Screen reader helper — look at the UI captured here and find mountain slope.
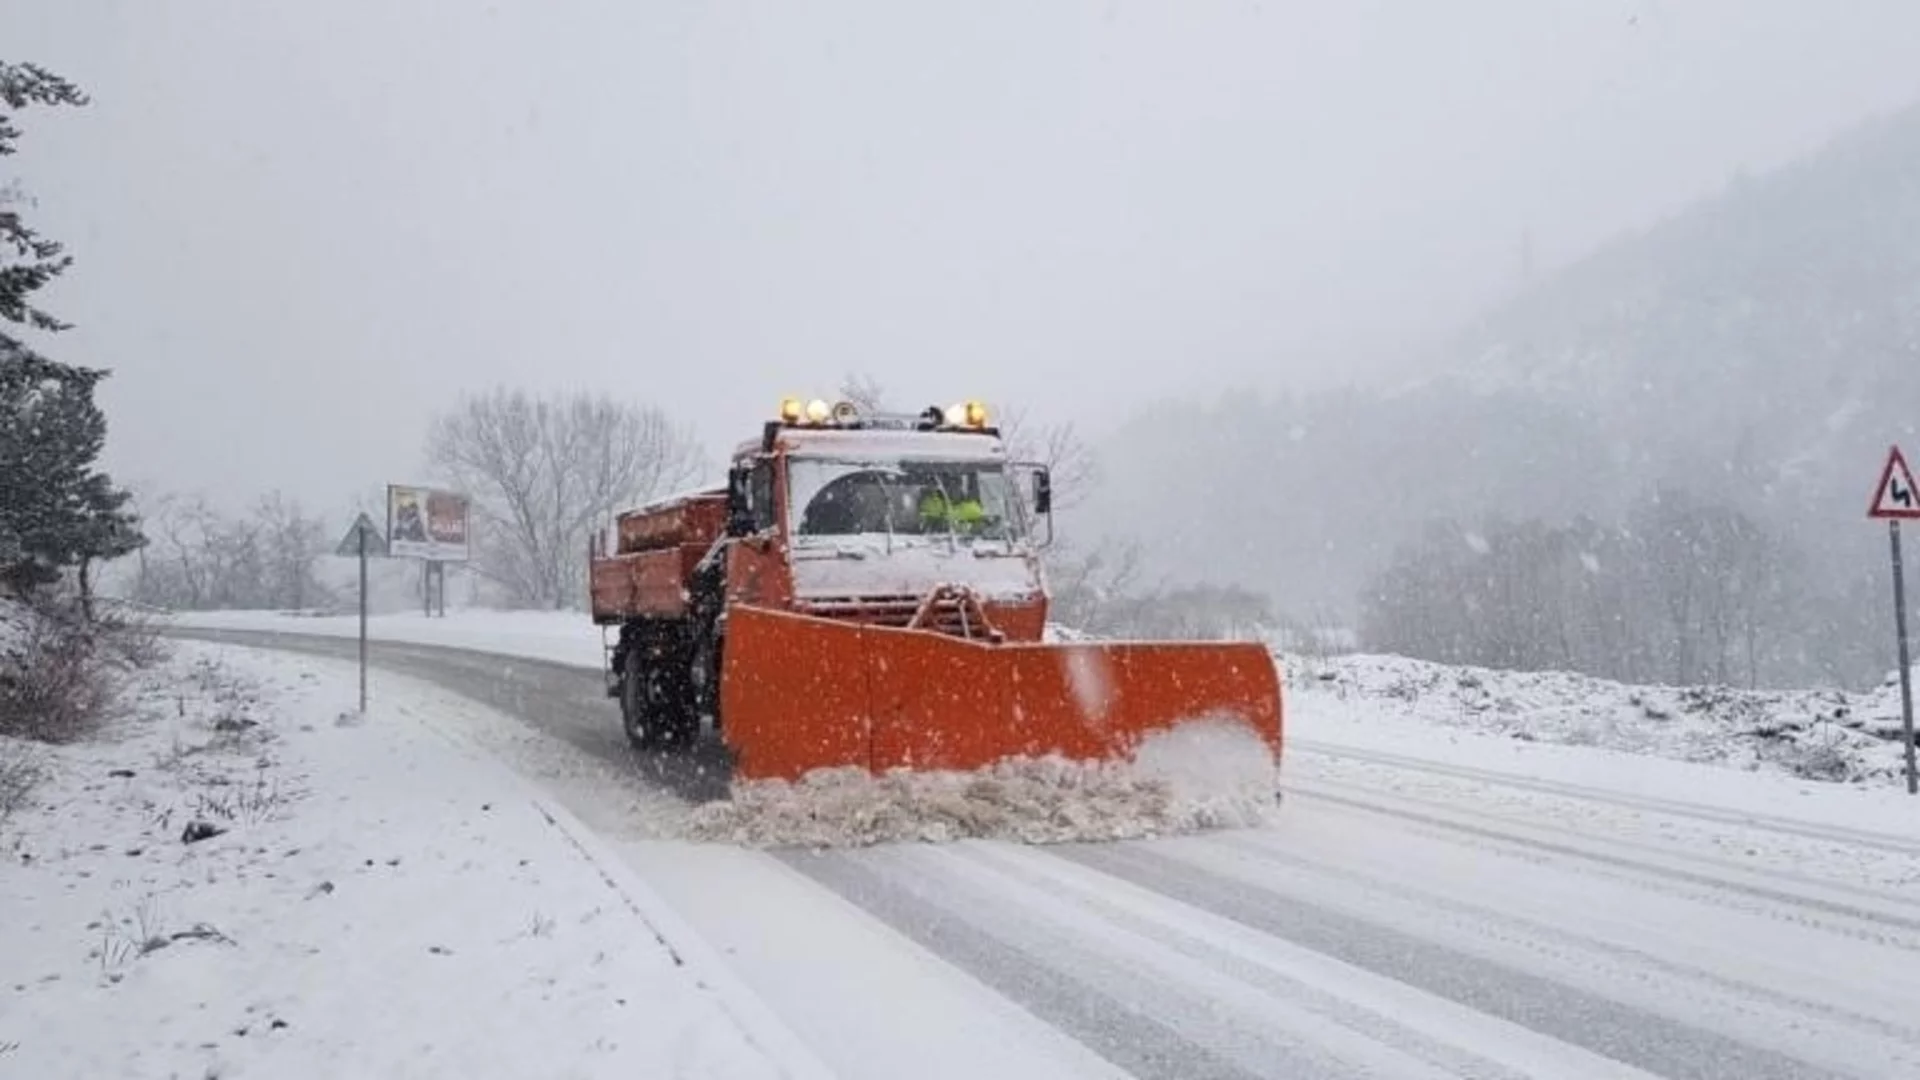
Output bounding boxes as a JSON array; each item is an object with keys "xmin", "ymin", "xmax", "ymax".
[
  {"xmin": 1085, "ymin": 99, "xmax": 1920, "ymax": 686},
  {"xmin": 1450, "ymin": 99, "xmax": 1920, "ymax": 518}
]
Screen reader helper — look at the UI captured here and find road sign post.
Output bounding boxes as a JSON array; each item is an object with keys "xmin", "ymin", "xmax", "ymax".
[
  {"xmin": 1868, "ymin": 445, "xmax": 1920, "ymax": 794},
  {"xmin": 1893, "ymin": 521, "xmax": 1915, "ymax": 795},
  {"xmin": 359, "ymin": 524, "xmax": 369, "ymax": 713},
  {"xmin": 334, "ymin": 513, "xmax": 389, "ymax": 716}
]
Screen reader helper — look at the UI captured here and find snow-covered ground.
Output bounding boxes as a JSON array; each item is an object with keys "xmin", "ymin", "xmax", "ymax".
[
  {"xmin": 143, "ymin": 608, "xmax": 1920, "ymax": 1077},
  {"xmin": 1290, "ymin": 651, "xmax": 1919, "ymax": 785},
  {"xmin": 0, "ymin": 640, "xmax": 826, "ymax": 1079},
  {"xmin": 170, "ymin": 607, "xmax": 606, "ymax": 670},
  {"xmin": 168, "ymin": 607, "xmax": 1920, "ymax": 789}
]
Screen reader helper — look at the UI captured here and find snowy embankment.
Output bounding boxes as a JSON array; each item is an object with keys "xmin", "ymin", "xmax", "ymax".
[
  {"xmin": 165, "ymin": 610, "xmax": 1282, "ymax": 846},
  {"xmin": 0, "ymin": 639, "xmax": 823, "ymax": 1079},
  {"xmin": 1288, "ymin": 651, "xmax": 1919, "ymax": 784},
  {"xmin": 168, "ymin": 607, "xmax": 605, "ymax": 669},
  {"xmin": 166, "ymin": 607, "xmax": 1920, "ymax": 788}
]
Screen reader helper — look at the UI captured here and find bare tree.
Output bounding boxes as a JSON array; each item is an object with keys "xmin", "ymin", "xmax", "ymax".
[
  {"xmin": 124, "ymin": 490, "xmax": 332, "ymax": 612},
  {"xmin": 837, "ymin": 372, "xmax": 887, "ymax": 413},
  {"xmin": 1045, "ymin": 535, "xmax": 1147, "ymax": 633},
  {"xmin": 252, "ymin": 492, "xmax": 331, "ymax": 612},
  {"xmin": 427, "ymin": 388, "xmax": 705, "ymax": 609},
  {"xmin": 130, "ymin": 493, "xmax": 207, "ymax": 609},
  {"xmin": 997, "ymin": 405, "xmax": 1099, "ymax": 513}
]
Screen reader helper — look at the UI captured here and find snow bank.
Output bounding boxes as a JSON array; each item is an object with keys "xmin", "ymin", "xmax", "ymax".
[
  {"xmin": 0, "ymin": 642, "xmax": 809, "ymax": 1079},
  {"xmin": 684, "ymin": 719, "xmax": 1276, "ymax": 848},
  {"xmin": 1289, "ymin": 652, "xmax": 1920, "ymax": 785},
  {"xmin": 166, "ymin": 607, "xmax": 605, "ymax": 669},
  {"xmin": 164, "ymin": 605, "xmax": 1920, "ymax": 790}
]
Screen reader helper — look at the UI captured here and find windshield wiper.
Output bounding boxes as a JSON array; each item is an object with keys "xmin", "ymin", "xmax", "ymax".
[{"xmin": 933, "ymin": 475, "xmax": 961, "ymax": 554}]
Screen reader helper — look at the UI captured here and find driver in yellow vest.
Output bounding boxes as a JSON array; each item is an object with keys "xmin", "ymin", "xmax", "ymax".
[{"xmin": 918, "ymin": 487, "xmax": 986, "ymax": 533}]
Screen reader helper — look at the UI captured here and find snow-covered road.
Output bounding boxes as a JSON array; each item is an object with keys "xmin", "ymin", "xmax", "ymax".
[{"xmin": 166, "ymin": 623, "xmax": 1920, "ymax": 1079}]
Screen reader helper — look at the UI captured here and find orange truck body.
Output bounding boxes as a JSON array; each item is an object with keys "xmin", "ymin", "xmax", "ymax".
[{"xmin": 589, "ymin": 403, "xmax": 1282, "ymax": 784}]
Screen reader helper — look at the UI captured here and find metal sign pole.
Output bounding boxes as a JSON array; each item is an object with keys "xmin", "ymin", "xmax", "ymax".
[
  {"xmin": 358, "ymin": 523, "xmax": 370, "ymax": 714},
  {"xmin": 333, "ymin": 511, "xmax": 386, "ymax": 716},
  {"xmin": 1892, "ymin": 519, "xmax": 1916, "ymax": 795}
]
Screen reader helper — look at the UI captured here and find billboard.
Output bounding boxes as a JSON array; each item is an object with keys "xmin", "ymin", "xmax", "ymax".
[{"xmin": 387, "ymin": 484, "xmax": 470, "ymax": 562}]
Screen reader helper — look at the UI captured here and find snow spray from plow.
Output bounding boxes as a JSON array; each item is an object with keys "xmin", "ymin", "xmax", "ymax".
[{"xmin": 684, "ymin": 716, "xmax": 1281, "ymax": 848}]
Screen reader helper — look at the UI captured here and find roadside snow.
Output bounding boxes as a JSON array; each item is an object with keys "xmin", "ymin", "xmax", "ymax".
[
  {"xmin": 168, "ymin": 608, "xmax": 605, "ymax": 670},
  {"xmin": 0, "ymin": 642, "xmax": 821, "ymax": 1080},
  {"xmin": 169, "ymin": 608, "xmax": 1102, "ymax": 670},
  {"xmin": 1287, "ymin": 651, "xmax": 1919, "ymax": 785},
  {"xmin": 164, "ymin": 607, "xmax": 1920, "ymax": 791}
]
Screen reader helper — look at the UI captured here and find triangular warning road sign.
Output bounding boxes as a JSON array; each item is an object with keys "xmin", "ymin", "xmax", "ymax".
[
  {"xmin": 1870, "ymin": 445, "xmax": 1920, "ymax": 520},
  {"xmin": 334, "ymin": 512, "xmax": 390, "ymax": 557}
]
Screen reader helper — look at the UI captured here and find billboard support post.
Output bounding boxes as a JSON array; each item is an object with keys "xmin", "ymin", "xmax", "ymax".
[{"xmin": 420, "ymin": 560, "xmax": 447, "ymax": 619}]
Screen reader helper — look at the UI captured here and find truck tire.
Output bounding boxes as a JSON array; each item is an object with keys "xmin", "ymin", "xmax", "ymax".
[
  {"xmin": 619, "ymin": 626, "xmax": 699, "ymax": 753},
  {"xmin": 691, "ymin": 632, "xmax": 723, "ymax": 735},
  {"xmin": 619, "ymin": 664, "xmax": 660, "ymax": 751}
]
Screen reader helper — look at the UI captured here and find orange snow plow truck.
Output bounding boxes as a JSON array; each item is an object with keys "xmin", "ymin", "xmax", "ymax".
[{"xmin": 587, "ymin": 396, "xmax": 1282, "ymax": 783}]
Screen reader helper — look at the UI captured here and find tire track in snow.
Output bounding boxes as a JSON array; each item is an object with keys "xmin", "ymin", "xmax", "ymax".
[
  {"xmin": 930, "ymin": 842, "xmax": 1633, "ymax": 1080},
  {"xmin": 1292, "ymin": 738, "xmax": 1920, "ymax": 857},
  {"xmin": 1191, "ymin": 823, "xmax": 1920, "ymax": 1056},
  {"xmin": 1057, "ymin": 842, "xmax": 1849, "ymax": 1080},
  {"xmin": 1285, "ymin": 779, "xmax": 1920, "ymax": 946},
  {"xmin": 774, "ymin": 849, "xmax": 1288, "ymax": 1080}
]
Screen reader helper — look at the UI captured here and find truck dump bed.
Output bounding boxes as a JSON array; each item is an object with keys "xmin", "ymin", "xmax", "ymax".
[{"xmin": 589, "ymin": 489, "xmax": 726, "ymax": 624}]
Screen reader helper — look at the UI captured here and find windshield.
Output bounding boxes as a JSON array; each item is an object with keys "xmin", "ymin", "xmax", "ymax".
[{"xmin": 787, "ymin": 458, "xmax": 1024, "ymax": 544}]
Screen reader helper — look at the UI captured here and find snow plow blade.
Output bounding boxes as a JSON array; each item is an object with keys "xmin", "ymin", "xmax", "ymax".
[{"xmin": 719, "ymin": 605, "xmax": 1283, "ymax": 782}]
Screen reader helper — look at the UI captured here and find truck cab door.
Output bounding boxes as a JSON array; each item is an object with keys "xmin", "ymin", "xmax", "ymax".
[{"xmin": 726, "ymin": 457, "xmax": 789, "ymax": 609}]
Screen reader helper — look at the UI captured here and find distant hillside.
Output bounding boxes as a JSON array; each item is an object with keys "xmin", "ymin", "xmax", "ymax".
[
  {"xmin": 1085, "ymin": 100, "xmax": 1920, "ymax": 687},
  {"xmin": 1447, "ymin": 99, "xmax": 1920, "ymax": 529}
]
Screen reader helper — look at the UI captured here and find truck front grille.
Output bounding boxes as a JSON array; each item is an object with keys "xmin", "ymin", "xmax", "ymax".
[{"xmin": 801, "ymin": 594, "xmax": 997, "ymax": 640}]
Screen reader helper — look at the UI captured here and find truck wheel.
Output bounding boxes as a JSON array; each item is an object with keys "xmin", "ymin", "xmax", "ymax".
[
  {"xmin": 691, "ymin": 634, "xmax": 722, "ymax": 735},
  {"xmin": 657, "ymin": 702, "xmax": 699, "ymax": 750},
  {"xmin": 619, "ymin": 667, "xmax": 660, "ymax": 751},
  {"xmin": 653, "ymin": 657, "xmax": 699, "ymax": 751},
  {"xmin": 621, "ymin": 644, "xmax": 698, "ymax": 753}
]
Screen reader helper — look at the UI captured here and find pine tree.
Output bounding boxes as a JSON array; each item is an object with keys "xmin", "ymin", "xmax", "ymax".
[
  {"xmin": 2, "ymin": 61, "xmax": 86, "ymax": 332},
  {"xmin": 0, "ymin": 61, "xmax": 142, "ymax": 606},
  {"xmin": 0, "ymin": 345, "xmax": 142, "ymax": 595}
]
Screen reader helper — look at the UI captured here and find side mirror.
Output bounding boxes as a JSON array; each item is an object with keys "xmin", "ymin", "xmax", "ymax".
[
  {"xmin": 1032, "ymin": 469, "xmax": 1053, "ymax": 516},
  {"xmin": 726, "ymin": 465, "xmax": 754, "ymax": 537}
]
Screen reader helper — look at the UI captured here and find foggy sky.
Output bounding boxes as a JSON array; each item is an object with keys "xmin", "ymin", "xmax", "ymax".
[{"xmin": 6, "ymin": 0, "xmax": 1920, "ymax": 514}]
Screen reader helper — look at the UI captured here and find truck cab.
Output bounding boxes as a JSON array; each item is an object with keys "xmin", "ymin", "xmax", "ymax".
[{"xmin": 719, "ymin": 400, "xmax": 1054, "ymax": 642}]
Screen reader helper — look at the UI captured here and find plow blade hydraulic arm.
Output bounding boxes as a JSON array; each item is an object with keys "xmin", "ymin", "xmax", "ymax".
[{"xmin": 719, "ymin": 606, "xmax": 1283, "ymax": 782}]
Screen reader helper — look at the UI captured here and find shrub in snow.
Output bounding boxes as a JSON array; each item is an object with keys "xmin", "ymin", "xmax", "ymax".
[
  {"xmin": 0, "ymin": 743, "xmax": 41, "ymax": 829},
  {"xmin": 0, "ymin": 599, "xmax": 118, "ymax": 742}
]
